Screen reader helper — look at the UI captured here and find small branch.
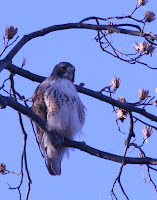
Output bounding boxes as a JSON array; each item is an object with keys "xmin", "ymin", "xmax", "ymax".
[
  {"xmin": 111, "ymin": 164, "xmax": 129, "ymax": 200},
  {"xmin": 112, "ymin": 112, "xmax": 135, "ymax": 199},
  {"xmin": 147, "ymin": 165, "xmax": 157, "ymax": 192},
  {"xmin": 118, "ymin": 176, "xmax": 129, "ymax": 200},
  {"xmin": 133, "ymin": 116, "xmax": 157, "ymax": 131},
  {"xmin": 149, "ymin": 166, "xmax": 157, "ymax": 172},
  {"xmin": 79, "ymin": 2, "xmax": 141, "ymax": 24},
  {"xmin": 124, "ymin": 112, "xmax": 135, "ymax": 156},
  {"xmin": 116, "ymin": 119, "xmax": 127, "ymax": 135},
  {"xmin": 9, "ymin": 73, "xmax": 32, "ymax": 200},
  {"xmin": 129, "ymin": 143, "xmax": 146, "ymax": 156},
  {"xmin": 0, "ymin": 36, "xmax": 19, "ymax": 57}
]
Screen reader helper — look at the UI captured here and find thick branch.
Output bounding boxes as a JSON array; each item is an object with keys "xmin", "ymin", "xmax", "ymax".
[
  {"xmin": 4, "ymin": 23, "xmax": 157, "ymax": 62},
  {"xmin": 0, "ymin": 59, "xmax": 12, "ymax": 73},
  {"xmin": 7, "ymin": 63, "xmax": 45, "ymax": 83},
  {"xmin": 63, "ymin": 139, "xmax": 157, "ymax": 165},
  {"xmin": 0, "ymin": 94, "xmax": 61, "ymax": 147},
  {"xmin": 6, "ymin": 64, "xmax": 157, "ymax": 123},
  {"xmin": 0, "ymin": 94, "xmax": 157, "ymax": 165},
  {"xmin": 76, "ymin": 87, "xmax": 157, "ymax": 123}
]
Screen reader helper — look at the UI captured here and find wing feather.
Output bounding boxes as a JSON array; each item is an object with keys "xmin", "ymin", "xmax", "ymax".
[{"xmin": 32, "ymin": 85, "xmax": 47, "ymax": 142}]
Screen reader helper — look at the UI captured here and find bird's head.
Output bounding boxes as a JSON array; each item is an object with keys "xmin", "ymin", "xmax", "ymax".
[{"xmin": 51, "ymin": 62, "xmax": 75, "ymax": 82}]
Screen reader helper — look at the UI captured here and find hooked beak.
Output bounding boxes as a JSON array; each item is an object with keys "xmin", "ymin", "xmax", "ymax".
[{"xmin": 64, "ymin": 66, "xmax": 75, "ymax": 82}]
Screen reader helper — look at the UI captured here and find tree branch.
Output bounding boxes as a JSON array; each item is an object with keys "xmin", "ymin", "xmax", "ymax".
[
  {"xmin": 124, "ymin": 112, "xmax": 135, "ymax": 155},
  {"xmin": 0, "ymin": 94, "xmax": 157, "ymax": 166},
  {"xmin": 7, "ymin": 63, "xmax": 45, "ymax": 82},
  {"xmin": 9, "ymin": 73, "xmax": 32, "ymax": 200},
  {"xmin": 0, "ymin": 22, "xmax": 156, "ymax": 71},
  {"xmin": 0, "ymin": 94, "xmax": 61, "ymax": 147},
  {"xmin": 5, "ymin": 63, "xmax": 157, "ymax": 123}
]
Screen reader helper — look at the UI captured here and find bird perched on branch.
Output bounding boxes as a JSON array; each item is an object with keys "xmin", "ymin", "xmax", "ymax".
[{"xmin": 32, "ymin": 62, "xmax": 85, "ymax": 175}]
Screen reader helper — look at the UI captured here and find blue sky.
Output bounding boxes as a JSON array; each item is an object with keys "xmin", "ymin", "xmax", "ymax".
[{"xmin": 0, "ymin": 0, "xmax": 157, "ymax": 199}]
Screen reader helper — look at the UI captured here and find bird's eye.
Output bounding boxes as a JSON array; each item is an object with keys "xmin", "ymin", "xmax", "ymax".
[{"xmin": 62, "ymin": 66, "xmax": 67, "ymax": 71}]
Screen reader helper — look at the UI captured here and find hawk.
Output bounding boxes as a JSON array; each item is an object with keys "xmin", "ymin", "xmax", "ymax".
[{"xmin": 32, "ymin": 62, "xmax": 85, "ymax": 175}]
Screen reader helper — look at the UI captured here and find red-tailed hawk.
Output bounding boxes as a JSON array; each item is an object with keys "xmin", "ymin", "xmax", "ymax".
[{"xmin": 32, "ymin": 62, "xmax": 85, "ymax": 175}]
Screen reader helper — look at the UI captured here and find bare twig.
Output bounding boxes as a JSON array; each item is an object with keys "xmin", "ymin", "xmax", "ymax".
[
  {"xmin": 0, "ymin": 36, "xmax": 19, "ymax": 57},
  {"xmin": 80, "ymin": 2, "xmax": 142, "ymax": 24},
  {"xmin": 116, "ymin": 119, "xmax": 127, "ymax": 135},
  {"xmin": 111, "ymin": 164, "xmax": 129, "ymax": 200},
  {"xmin": 147, "ymin": 165, "xmax": 157, "ymax": 192},
  {"xmin": 9, "ymin": 73, "xmax": 32, "ymax": 200},
  {"xmin": 124, "ymin": 112, "xmax": 135, "ymax": 156},
  {"xmin": 133, "ymin": 116, "xmax": 157, "ymax": 131},
  {"xmin": 111, "ymin": 112, "xmax": 135, "ymax": 199}
]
